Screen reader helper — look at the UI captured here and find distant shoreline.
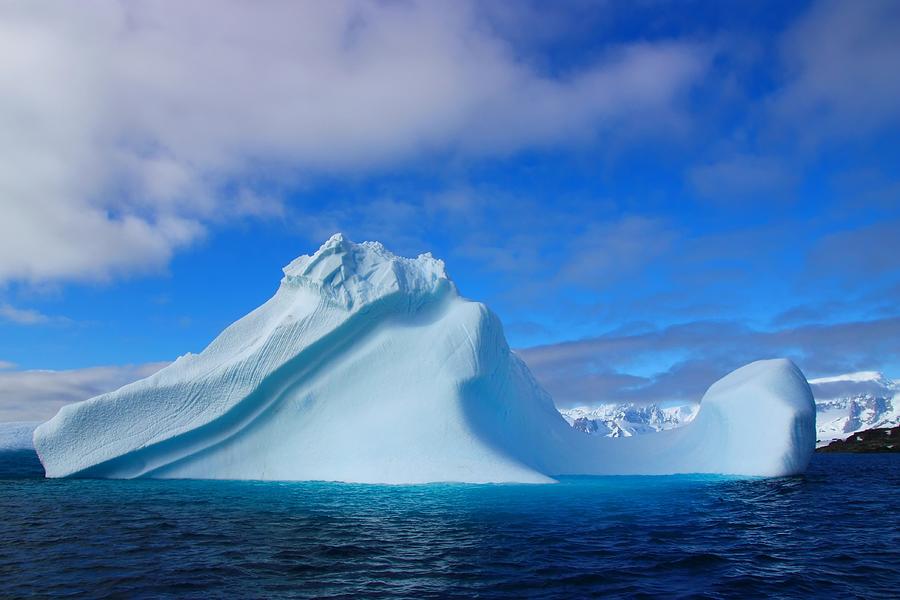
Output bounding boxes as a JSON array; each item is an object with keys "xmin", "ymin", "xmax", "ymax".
[{"xmin": 817, "ymin": 426, "xmax": 899, "ymax": 453}]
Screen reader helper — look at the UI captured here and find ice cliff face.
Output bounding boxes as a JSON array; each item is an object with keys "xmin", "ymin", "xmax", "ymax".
[{"xmin": 34, "ymin": 235, "xmax": 816, "ymax": 482}]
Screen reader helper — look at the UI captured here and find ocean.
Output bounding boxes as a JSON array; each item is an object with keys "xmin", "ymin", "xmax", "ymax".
[{"xmin": 1, "ymin": 454, "xmax": 897, "ymax": 598}]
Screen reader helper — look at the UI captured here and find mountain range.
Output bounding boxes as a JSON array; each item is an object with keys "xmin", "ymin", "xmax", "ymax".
[{"xmin": 559, "ymin": 371, "xmax": 899, "ymax": 448}]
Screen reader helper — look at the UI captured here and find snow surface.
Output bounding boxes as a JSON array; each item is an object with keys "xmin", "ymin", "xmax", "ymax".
[{"xmin": 34, "ymin": 235, "xmax": 816, "ymax": 482}]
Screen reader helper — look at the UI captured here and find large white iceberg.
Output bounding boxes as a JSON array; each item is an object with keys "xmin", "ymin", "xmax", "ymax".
[{"xmin": 34, "ymin": 235, "xmax": 815, "ymax": 482}]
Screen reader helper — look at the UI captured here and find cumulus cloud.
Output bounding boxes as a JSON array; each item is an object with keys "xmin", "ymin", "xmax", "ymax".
[
  {"xmin": 0, "ymin": 362, "xmax": 167, "ymax": 421},
  {"xmin": 0, "ymin": 0, "xmax": 708, "ymax": 285}
]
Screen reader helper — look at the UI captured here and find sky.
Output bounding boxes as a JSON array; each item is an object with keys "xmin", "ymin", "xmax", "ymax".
[{"xmin": 1, "ymin": 0, "xmax": 899, "ymax": 420}]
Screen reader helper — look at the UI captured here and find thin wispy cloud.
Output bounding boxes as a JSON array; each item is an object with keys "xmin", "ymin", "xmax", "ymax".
[
  {"xmin": 0, "ymin": 304, "xmax": 51, "ymax": 326},
  {"xmin": 0, "ymin": 362, "xmax": 168, "ymax": 421},
  {"xmin": 520, "ymin": 316, "xmax": 900, "ymax": 409}
]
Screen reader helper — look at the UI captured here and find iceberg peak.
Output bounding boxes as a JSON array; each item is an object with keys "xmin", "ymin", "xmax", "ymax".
[{"xmin": 281, "ymin": 233, "xmax": 452, "ymax": 309}]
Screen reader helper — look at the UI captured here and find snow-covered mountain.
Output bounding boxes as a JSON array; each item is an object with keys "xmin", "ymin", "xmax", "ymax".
[
  {"xmin": 560, "ymin": 404, "xmax": 696, "ymax": 437},
  {"xmin": 34, "ymin": 235, "xmax": 816, "ymax": 481},
  {"xmin": 808, "ymin": 372, "xmax": 899, "ymax": 447},
  {"xmin": 559, "ymin": 371, "xmax": 898, "ymax": 449}
]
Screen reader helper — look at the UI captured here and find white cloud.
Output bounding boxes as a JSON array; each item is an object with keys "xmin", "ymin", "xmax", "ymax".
[
  {"xmin": 774, "ymin": 0, "xmax": 900, "ymax": 139},
  {"xmin": 0, "ymin": 362, "xmax": 168, "ymax": 421},
  {"xmin": 0, "ymin": 1, "xmax": 708, "ymax": 284},
  {"xmin": 0, "ymin": 304, "xmax": 50, "ymax": 325}
]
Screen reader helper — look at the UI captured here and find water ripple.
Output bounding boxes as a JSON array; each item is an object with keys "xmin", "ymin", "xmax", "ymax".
[{"xmin": 1, "ymin": 454, "xmax": 898, "ymax": 598}]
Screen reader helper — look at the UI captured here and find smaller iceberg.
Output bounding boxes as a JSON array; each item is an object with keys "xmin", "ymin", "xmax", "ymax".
[
  {"xmin": 34, "ymin": 235, "xmax": 815, "ymax": 482},
  {"xmin": 555, "ymin": 359, "xmax": 816, "ymax": 477}
]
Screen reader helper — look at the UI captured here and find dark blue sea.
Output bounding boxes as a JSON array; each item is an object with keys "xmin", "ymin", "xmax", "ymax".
[{"xmin": 1, "ymin": 454, "xmax": 898, "ymax": 599}]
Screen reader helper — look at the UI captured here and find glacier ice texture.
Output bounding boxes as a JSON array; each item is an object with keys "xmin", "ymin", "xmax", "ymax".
[{"xmin": 34, "ymin": 234, "xmax": 816, "ymax": 482}]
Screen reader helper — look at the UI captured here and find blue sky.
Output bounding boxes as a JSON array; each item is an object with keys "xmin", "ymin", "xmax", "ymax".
[{"xmin": 1, "ymin": 0, "xmax": 898, "ymax": 419}]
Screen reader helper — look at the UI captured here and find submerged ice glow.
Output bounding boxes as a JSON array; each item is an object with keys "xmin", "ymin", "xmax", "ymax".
[{"xmin": 34, "ymin": 235, "xmax": 815, "ymax": 482}]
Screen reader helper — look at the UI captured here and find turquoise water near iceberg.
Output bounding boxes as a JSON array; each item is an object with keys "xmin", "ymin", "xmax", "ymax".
[{"xmin": 1, "ymin": 454, "xmax": 898, "ymax": 598}]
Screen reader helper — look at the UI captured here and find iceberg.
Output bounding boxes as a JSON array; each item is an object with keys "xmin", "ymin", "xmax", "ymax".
[{"xmin": 34, "ymin": 234, "xmax": 815, "ymax": 482}]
